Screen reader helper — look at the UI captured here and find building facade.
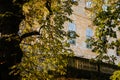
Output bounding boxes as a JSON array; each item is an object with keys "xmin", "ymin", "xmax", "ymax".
[{"xmin": 65, "ymin": 0, "xmax": 120, "ymax": 64}]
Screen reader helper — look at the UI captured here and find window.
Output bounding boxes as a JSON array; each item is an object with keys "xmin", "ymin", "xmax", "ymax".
[
  {"xmin": 86, "ymin": 28, "xmax": 93, "ymax": 48},
  {"xmin": 68, "ymin": 39, "xmax": 76, "ymax": 44},
  {"xmin": 86, "ymin": 0, "xmax": 92, "ymax": 8},
  {"xmin": 86, "ymin": 28, "xmax": 93, "ymax": 38},
  {"xmin": 68, "ymin": 23, "xmax": 76, "ymax": 31},
  {"xmin": 68, "ymin": 23, "xmax": 76, "ymax": 45}
]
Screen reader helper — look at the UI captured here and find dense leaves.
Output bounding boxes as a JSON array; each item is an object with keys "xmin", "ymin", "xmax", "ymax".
[
  {"xmin": 14, "ymin": 0, "xmax": 76, "ymax": 80},
  {"xmin": 89, "ymin": 0, "xmax": 120, "ymax": 64},
  {"xmin": 88, "ymin": 0, "xmax": 120, "ymax": 79},
  {"xmin": 110, "ymin": 63, "xmax": 120, "ymax": 80},
  {"xmin": 0, "ymin": 0, "xmax": 77, "ymax": 80}
]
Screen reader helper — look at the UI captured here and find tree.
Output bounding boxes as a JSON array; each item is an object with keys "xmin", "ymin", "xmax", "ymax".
[
  {"xmin": 0, "ymin": 0, "xmax": 77, "ymax": 80},
  {"xmin": 89, "ymin": 0, "xmax": 120, "ymax": 64},
  {"xmin": 110, "ymin": 63, "xmax": 120, "ymax": 80},
  {"xmin": 110, "ymin": 70, "xmax": 120, "ymax": 80},
  {"xmin": 0, "ymin": 0, "xmax": 26, "ymax": 80},
  {"xmin": 87, "ymin": 0, "xmax": 120, "ymax": 79}
]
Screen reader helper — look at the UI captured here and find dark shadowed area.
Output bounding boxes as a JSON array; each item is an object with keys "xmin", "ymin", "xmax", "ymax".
[{"xmin": 0, "ymin": 0, "xmax": 25, "ymax": 80}]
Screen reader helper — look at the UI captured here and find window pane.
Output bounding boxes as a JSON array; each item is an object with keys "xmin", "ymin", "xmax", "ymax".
[
  {"xmin": 68, "ymin": 23, "xmax": 76, "ymax": 45},
  {"xmin": 86, "ymin": 28, "xmax": 93, "ymax": 49},
  {"xmin": 68, "ymin": 23, "xmax": 76, "ymax": 31},
  {"xmin": 86, "ymin": 41, "xmax": 92, "ymax": 48},
  {"xmin": 68, "ymin": 39, "xmax": 76, "ymax": 45},
  {"xmin": 86, "ymin": 28, "xmax": 93, "ymax": 37},
  {"xmin": 68, "ymin": 31, "xmax": 76, "ymax": 38}
]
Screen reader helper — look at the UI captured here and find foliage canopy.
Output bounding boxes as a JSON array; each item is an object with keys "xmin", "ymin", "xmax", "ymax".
[
  {"xmin": 88, "ymin": 0, "xmax": 120, "ymax": 79},
  {"xmin": 89, "ymin": 0, "xmax": 120, "ymax": 64},
  {"xmin": 0, "ymin": 0, "xmax": 78, "ymax": 80}
]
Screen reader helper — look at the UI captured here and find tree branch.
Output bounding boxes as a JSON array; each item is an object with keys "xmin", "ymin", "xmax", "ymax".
[
  {"xmin": 20, "ymin": 31, "xmax": 40, "ymax": 41},
  {"xmin": 46, "ymin": 0, "xmax": 52, "ymax": 15}
]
